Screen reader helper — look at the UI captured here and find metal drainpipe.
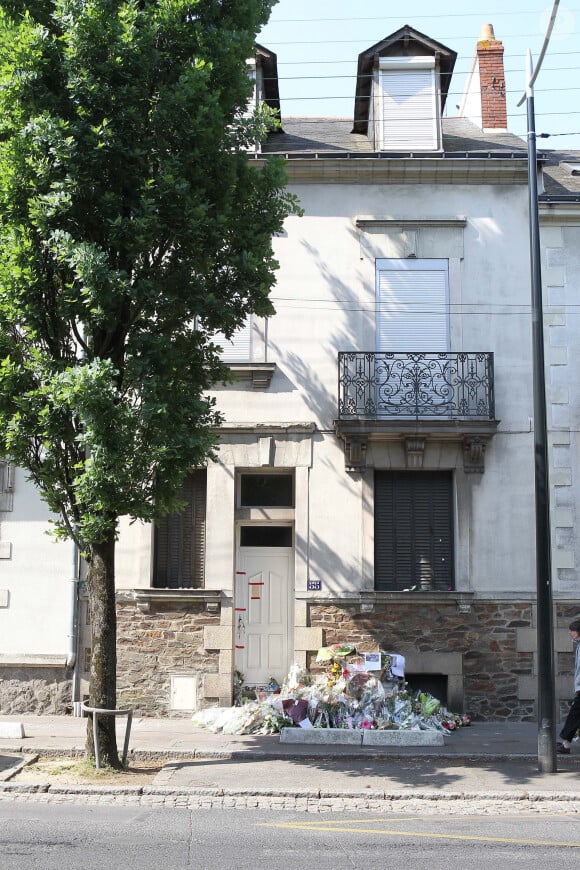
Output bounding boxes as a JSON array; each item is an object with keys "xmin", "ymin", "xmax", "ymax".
[{"xmin": 67, "ymin": 540, "xmax": 82, "ymax": 716}]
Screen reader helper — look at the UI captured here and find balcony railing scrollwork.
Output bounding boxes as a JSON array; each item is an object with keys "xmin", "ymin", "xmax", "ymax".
[{"xmin": 338, "ymin": 351, "xmax": 495, "ymax": 420}]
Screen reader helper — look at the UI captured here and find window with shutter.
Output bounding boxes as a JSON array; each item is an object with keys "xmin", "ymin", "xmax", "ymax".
[
  {"xmin": 374, "ymin": 470, "xmax": 454, "ymax": 591},
  {"xmin": 379, "ymin": 57, "xmax": 439, "ymax": 151},
  {"xmin": 375, "ymin": 259, "xmax": 450, "ymax": 418},
  {"xmin": 153, "ymin": 469, "xmax": 206, "ymax": 588},
  {"xmin": 376, "ymin": 259, "xmax": 449, "ymax": 353},
  {"xmin": 214, "ymin": 315, "xmax": 253, "ymax": 362}
]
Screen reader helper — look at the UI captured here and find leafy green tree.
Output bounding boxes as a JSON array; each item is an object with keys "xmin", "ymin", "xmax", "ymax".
[{"xmin": 0, "ymin": 0, "xmax": 298, "ymax": 767}]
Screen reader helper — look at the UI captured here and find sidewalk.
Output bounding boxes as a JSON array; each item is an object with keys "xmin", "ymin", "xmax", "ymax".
[{"xmin": 1, "ymin": 715, "xmax": 580, "ymax": 802}]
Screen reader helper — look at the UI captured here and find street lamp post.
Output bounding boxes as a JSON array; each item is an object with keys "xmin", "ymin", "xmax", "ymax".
[{"xmin": 524, "ymin": 49, "xmax": 557, "ymax": 774}]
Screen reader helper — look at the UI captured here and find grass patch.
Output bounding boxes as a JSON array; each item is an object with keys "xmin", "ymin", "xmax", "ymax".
[{"xmin": 18, "ymin": 756, "xmax": 165, "ymax": 784}]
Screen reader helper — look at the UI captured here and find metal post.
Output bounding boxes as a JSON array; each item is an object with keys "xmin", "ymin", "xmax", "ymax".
[{"xmin": 525, "ymin": 50, "xmax": 556, "ymax": 774}]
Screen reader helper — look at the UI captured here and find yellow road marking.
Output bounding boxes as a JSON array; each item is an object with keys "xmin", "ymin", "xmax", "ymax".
[{"xmin": 259, "ymin": 820, "xmax": 580, "ymax": 848}]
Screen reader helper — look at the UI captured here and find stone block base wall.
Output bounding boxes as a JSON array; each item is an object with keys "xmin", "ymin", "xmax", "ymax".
[
  {"xmin": 116, "ymin": 599, "xmax": 220, "ymax": 717},
  {"xmin": 3, "ymin": 597, "xmax": 579, "ymax": 720},
  {"xmin": 308, "ymin": 598, "xmax": 580, "ymax": 721},
  {"xmin": 0, "ymin": 666, "xmax": 71, "ymax": 714}
]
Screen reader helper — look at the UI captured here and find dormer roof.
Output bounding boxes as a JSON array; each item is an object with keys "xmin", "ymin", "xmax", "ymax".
[
  {"xmin": 353, "ymin": 25, "xmax": 457, "ymax": 135},
  {"xmin": 255, "ymin": 43, "xmax": 281, "ymax": 118}
]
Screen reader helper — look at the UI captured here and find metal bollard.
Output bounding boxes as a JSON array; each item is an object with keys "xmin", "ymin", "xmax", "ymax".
[{"xmin": 80, "ymin": 702, "xmax": 133, "ymax": 769}]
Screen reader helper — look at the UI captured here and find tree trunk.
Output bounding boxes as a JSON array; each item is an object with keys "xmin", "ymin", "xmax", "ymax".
[{"xmin": 85, "ymin": 531, "xmax": 121, "ymax": 768}]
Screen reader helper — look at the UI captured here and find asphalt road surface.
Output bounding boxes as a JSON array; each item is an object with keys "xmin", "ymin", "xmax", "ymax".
[{"xmin": 2, "ymin": 804, "xmax": 580, "ymax": 869}]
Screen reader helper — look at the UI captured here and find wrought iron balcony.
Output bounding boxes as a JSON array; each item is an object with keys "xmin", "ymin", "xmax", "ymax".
[
  {"xmin": 335, "ymin": 352, "xmax": 498, "ymax": 473},
  {"xmin": 338, "ymin": 351, "xmax": 495, "ymax": 420}
]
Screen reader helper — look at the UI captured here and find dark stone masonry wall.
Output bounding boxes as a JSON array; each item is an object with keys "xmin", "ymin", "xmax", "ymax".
[
  {"xmin": 2, "ymin": 598, "xmax": 580, "ymax": 719},
  {"xmin": 308, "ymin": 599, "xmax": 537, "ymax": 721},
  {"xmin": 115, "ymin": 600, "xmax": 220, "ymax": 717},
  {"xmin": 0, "ymin": 667, "xmax": 71, "ymax": 715}
]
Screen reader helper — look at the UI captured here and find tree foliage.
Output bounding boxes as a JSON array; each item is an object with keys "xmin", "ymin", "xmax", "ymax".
[{"xmin": 0, "ymin": 0, "xmax": 298, "ymax": 550}]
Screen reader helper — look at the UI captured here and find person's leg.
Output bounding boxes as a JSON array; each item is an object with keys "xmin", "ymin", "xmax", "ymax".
[{"xmin": 559, "ymin": 693, "xmax": 580, "ymax": 749}]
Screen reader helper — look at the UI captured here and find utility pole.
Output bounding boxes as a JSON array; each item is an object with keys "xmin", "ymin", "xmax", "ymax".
[{"xmin": 523, "ymin": 48, "xmax": 557, "ymax": 774}]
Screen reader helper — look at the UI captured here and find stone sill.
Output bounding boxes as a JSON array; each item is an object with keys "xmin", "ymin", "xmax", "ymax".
[
  {"xmin": 117, "ymin": 588, "xmax": 222, "ymax": 613},
  {"xmin": 298, "ymin": 591, "xmax": 475, "ymax": 612},
  {"xmin": 0, "ymin": 654, "xmax": 68, "ymax": 668},
  {"xmin": 228, "ymin": 362, "xmax": 276, "ymax": 388}
]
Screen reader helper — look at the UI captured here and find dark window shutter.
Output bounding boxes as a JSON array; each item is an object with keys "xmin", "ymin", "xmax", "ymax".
[
  {"xmin": 154, "ymin": 470, "xmax": 206, "ymax": 589},
  {"xmin": 375, "ymin": 470, "xmax": 454, "ymax": 591},
  {"xmin": 191, "ymin": 471, "xmax": 207, "ymax": 587}
]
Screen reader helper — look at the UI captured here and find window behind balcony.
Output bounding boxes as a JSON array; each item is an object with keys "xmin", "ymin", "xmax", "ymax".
[
  {"xmin": 375, "ymin": 259, "xmax": 450, "ymax": 417},
  {"xmin": 374, "ymin": 470, "xmax": 454, "ymax": 591},
  {"xmin": 376, "ymin": 258, "xmax": 449, "ymax": 352}
]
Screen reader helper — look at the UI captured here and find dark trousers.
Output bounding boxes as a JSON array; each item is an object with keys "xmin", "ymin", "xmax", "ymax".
[{"xmin": 560, "ymin": 692, "xmax": 580, "ymax": 742}]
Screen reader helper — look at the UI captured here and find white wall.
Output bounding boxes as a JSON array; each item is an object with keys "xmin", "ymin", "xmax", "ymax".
[
  {"xmin": 4, "ymin": 174, "xmax": 543, "ymax": 633},
  {"xmin": 208, "ymin": 178, "xmax": 537, "ymax": 597},
  {"xmin": 541, "ymin": 219, "xmax": 580, "ymax": 597},
  {"xmin": 0, "ymin": 467, "xmax": 71, "ymax": 656}
]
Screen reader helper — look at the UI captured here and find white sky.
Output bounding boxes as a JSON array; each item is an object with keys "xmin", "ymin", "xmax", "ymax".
[{"xmin": 258, "ymin": 0, "xmax": 580, "ymax": 151}]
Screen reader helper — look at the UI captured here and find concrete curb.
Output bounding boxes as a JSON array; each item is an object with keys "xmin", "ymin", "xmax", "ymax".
[
  {"xmin": 0, "ymin": 723, "xmax": 25, "ymax": 739},
  {"xmin": 3, "ymin": 743, "xmax": 571, "ymax": 763},
  {"xmin": 1, "ymin": 780, "xmax": 580, "ymax": 803}
]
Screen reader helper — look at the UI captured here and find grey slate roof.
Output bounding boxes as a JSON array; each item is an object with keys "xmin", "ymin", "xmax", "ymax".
[
  {"xmin": 540, "ymin": 150, "xmax": 580, "ymax": 199},
  {"xmin": 262, "ymin": 118, "xmax": 580, "ymax": 199},
  {"xmin": 262, "ymin": 117, "xmax": 527, "ymax": 156}
]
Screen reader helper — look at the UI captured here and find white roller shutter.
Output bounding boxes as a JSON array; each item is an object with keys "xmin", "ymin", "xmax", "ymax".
[
  {"xmin": 379, "ymin": 58, "xmax": 439, "ymax": 151},
  {"xmin": 376, "ymin": 259, "xmax": 449, "ymax": 352},
  {"xmin": 214, "ymin": 315, "xmax": 253, "ymax": 362}
]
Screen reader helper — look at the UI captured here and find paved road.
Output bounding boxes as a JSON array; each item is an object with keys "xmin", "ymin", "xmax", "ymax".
[{"xmin": 2, "ymin": 804, "xmax": 580, "ymax": 869}]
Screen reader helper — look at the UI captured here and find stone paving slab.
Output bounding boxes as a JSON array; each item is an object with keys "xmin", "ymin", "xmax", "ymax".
[
  {"xmin": 151, "ymin": 752, "xmax": 580, "ymax": 798},
  {"xmin": 362, "ymin": 728, "xmax": 444, "ymax": 746},
  {"xmin": 280, "ymin": 727, "xmax": 444, "ymax": 746},
  {"xmin": 0, "ymin": 715, "xmax": 546, "ymax": 758},
  {"xmin": 280, "ymin": 727, "xmax": 363, "ymax": 745}
]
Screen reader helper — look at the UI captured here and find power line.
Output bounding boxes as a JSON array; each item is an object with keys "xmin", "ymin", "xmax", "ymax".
[
  {"xmin": 266, "ymin": 70, "xmax": 580, "ymax": 88},
  {"xmin": 265, "ymin": 7, "xmax": 569, "ymax": 24},
  {"xmin": 269, "ymin": 299, "xmax": 580, "ymax": 315},
  {"xmin": 270, "ymin": 87, "xmax": 580, "ymax": 101},
  {"xmin": 270, "ymin": 49, "xmax": 580, "ymax": 66},
  {"xmin": 539, "ymin": 130, "xmax": 580, "ymax": 137},
  {"xmin": 269, "ymin": 104, "xmax": 580, "ymax": 125},
  {"xmin": 261, "ymin": 32, "xmax": 574, "ymax": 46}
]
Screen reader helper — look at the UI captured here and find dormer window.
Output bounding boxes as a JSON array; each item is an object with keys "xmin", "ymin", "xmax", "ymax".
[
  {"xmin": 378, "ymin": 56, "xmax": 439, "ymax": 151},
  {"xmin": 352, "ymin": 26, "xmax": 456, "ymax": 153},
  {"xmin": 246, "ymin": 57, "xmax": 257, "ymax": 112},
  {"xmin": 247, "ymin": 45, "xmax": 282, "ymax": 153}
]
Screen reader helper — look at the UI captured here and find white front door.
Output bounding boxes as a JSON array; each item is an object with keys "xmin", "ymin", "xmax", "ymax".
[{"xmin": 234, "ymin": 541, "xmax": 293, "ymax": 686}]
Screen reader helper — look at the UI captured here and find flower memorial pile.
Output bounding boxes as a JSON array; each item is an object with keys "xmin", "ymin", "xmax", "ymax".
[{"xmin": 192, "ymin": 643, "xmax": 472, "ymax": 736}]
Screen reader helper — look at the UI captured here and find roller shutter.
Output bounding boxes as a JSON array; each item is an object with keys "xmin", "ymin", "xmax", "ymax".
[
  {"xmin": 214, "ymin": 315, "xmax": 253, "ymax": 362},
  {"xmin": 154, "ymin": 469, "xmax": 207, "ymax": 588},
  {"xmin": 380, "ymin": 68, "xmax": 438, "ymax": 150},
  {"xmin": 374, "ymin": 470, "xmax": 454, "ymax": 591},
  {"xmin": 376, "ymin": 259, "xmax": 449, "ymax": 352}
]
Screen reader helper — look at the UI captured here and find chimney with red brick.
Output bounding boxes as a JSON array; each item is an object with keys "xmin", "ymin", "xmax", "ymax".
[
  {"xmin": 477, "ymin": 24, "xmax": 507, "ymax": 129},
  {"xmin": 458, "ymin": 24, "xmax": 508, "ymax": 131}
]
